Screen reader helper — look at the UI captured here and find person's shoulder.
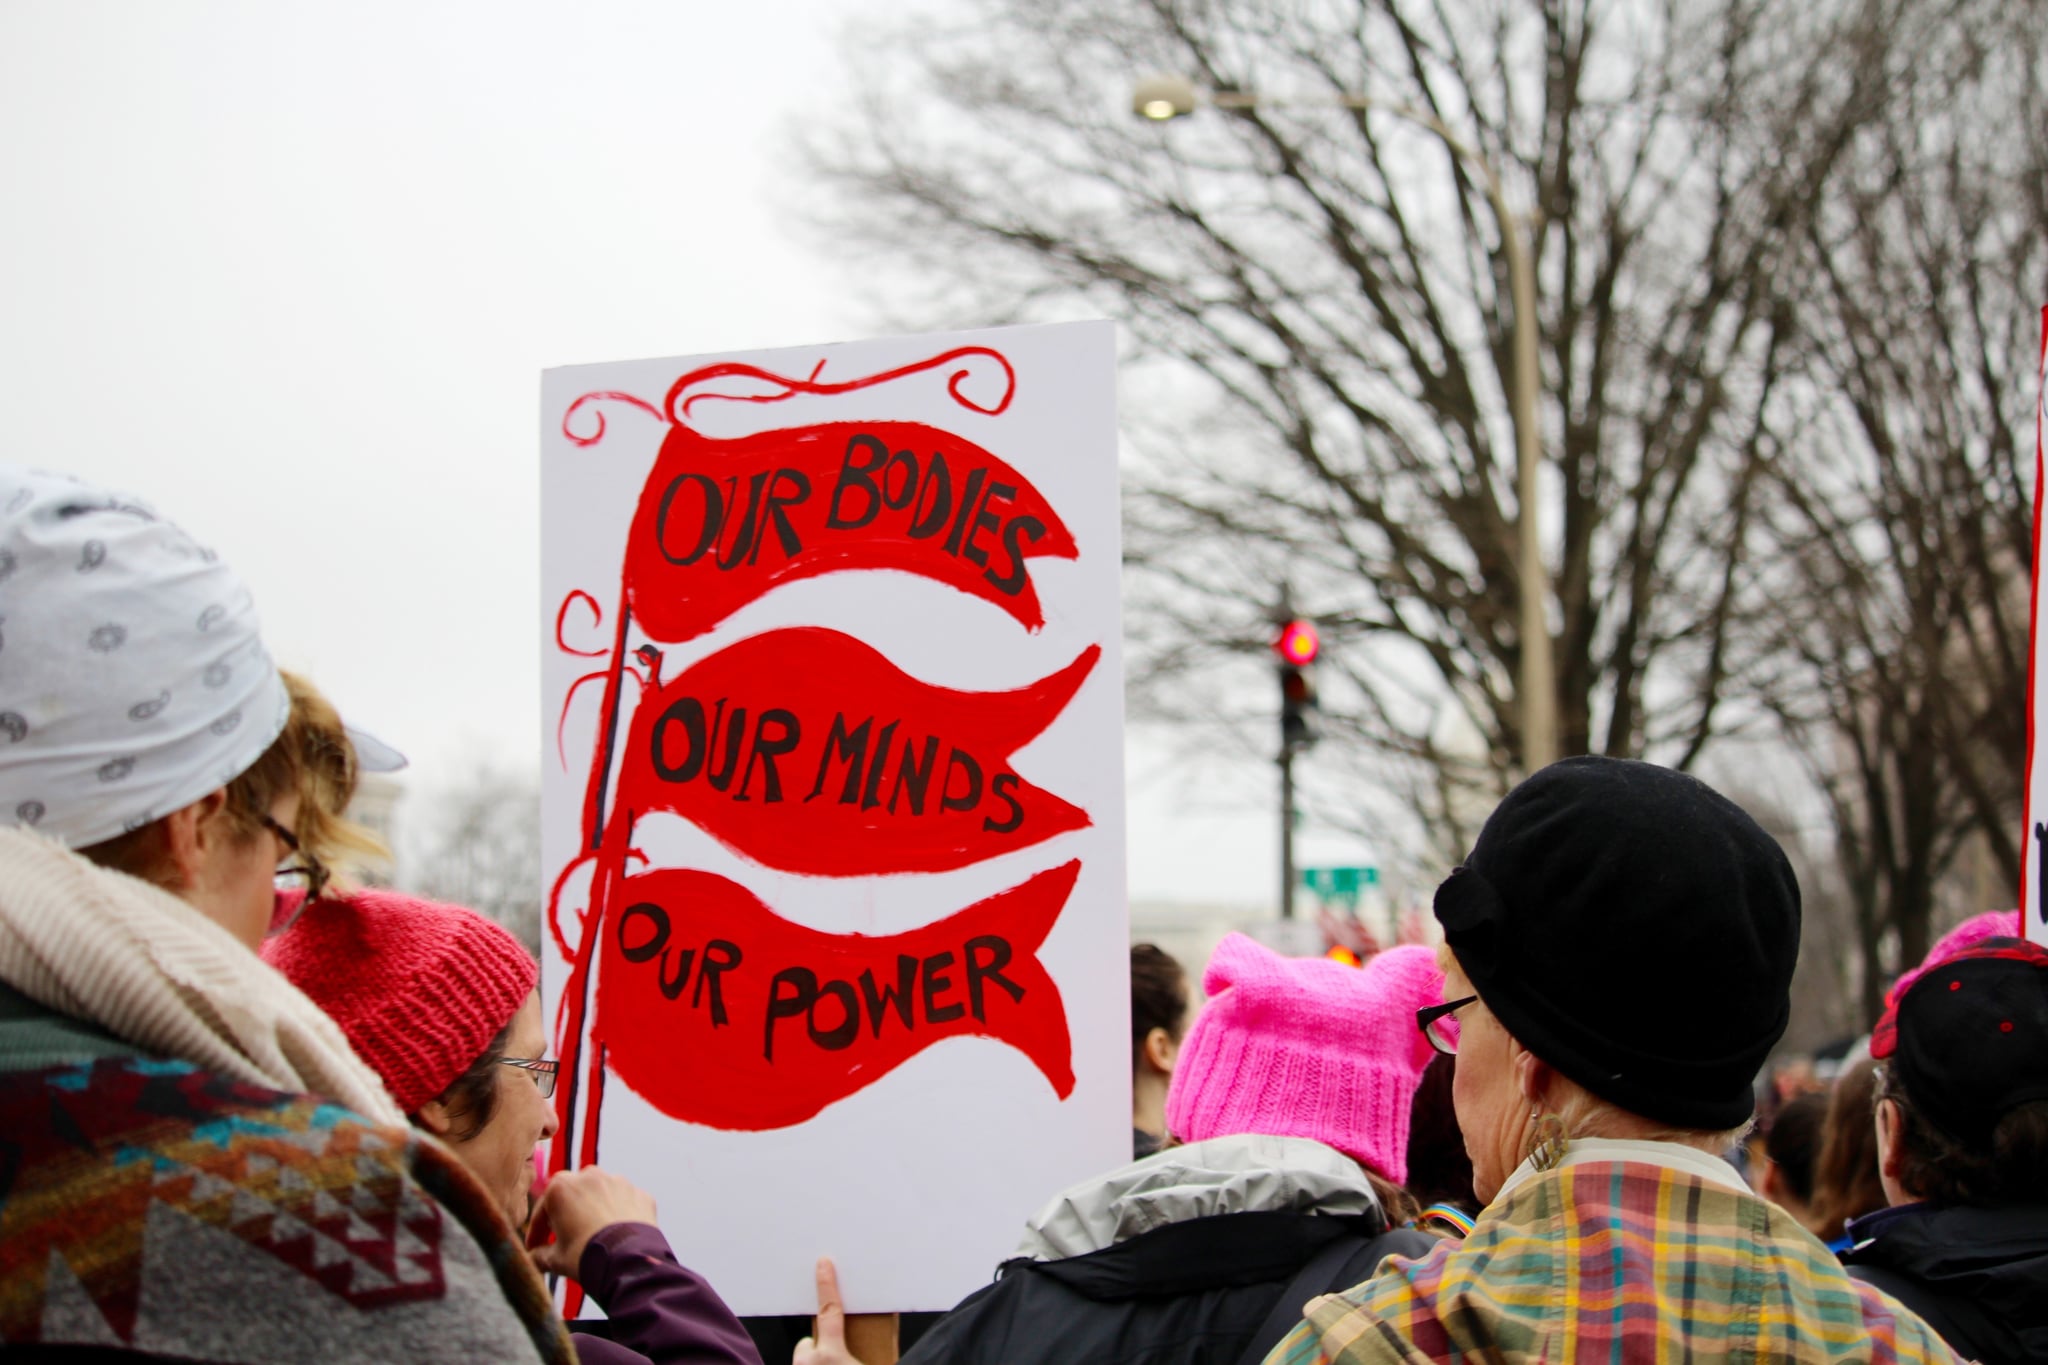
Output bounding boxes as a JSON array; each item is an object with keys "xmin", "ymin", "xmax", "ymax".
[
  {"xmin": 0, "ymin": 978, "xmax": 145, "ymax": 1070},
  {"xmin": 0, "ymin": 1053, "xmax": 440, "ymax": 1284},
  {"xmin": 1284, "ymin": 1233, "xmax": 1471, "ymax": 1365},
  {"xmin": 1680, "ymin": 1184, "xmax": 1962, "ymax": 1364},
  {"xmin": 1, "ymin": 1052, "xmax": 425, "ymax": 1172},
  {"xmin": 896, "ymin": 1260, "xmax": 1050, "ymax": 1365},
  {"xmin": 2, "ymin": 1051, "xmax": 373, "ymax": 1147},
  {"xmin": 1838, "ymin": 1280, "xmax": 1971, "ymax": 1363},
  {"xmin": 0, "ymin": 1056, "xmax": 570, "ymax": 1364}
]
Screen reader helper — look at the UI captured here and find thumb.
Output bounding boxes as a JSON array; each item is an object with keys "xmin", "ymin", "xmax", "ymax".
[
  {"xmin": 525, "ymin": 1193, "xmax": 555, "ymax": 1253},
  {"xmin": 529, "ymin": 1240, "xmax": 575, "ymax": 1279},
  {"xmin": 525, "ymin": 1200, "xmax": 577, "ymax": 1281}
]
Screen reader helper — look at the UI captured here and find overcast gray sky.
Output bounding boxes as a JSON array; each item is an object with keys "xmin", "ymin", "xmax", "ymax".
[{"xmin": 0, "ymin": 0, "xmax": 1375, "ymax": 909}]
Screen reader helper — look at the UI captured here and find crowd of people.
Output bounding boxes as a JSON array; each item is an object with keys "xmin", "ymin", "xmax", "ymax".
[{"xmin": 1, "ymin": 463, "xmax": 2044, "ymax": 1364}]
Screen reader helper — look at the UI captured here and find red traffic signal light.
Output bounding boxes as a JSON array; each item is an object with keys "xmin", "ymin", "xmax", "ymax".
[{"xmin": 1275, "ymin": 619, "xmax": 1320, "ymax": 666}]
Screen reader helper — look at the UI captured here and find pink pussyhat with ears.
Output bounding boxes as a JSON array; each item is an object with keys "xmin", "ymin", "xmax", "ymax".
[{"xmin": 1164, "ymin": 935, "xmax": 1445, "ymax": 1184}]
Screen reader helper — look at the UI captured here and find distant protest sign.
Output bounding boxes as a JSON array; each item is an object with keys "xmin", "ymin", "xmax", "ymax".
[
  {"xmin": 539, "ymin": 323, "xmax": 1127, "ymax": 1313},
  {"xmin": 2024, "ymin": 305, "xmax": 2048, "ymax": 945}
]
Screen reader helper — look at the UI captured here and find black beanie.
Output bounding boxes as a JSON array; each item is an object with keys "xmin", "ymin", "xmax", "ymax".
[{"xmin": 1432, "ymin": 756, "xmax": 1801, "ymax": 1130}]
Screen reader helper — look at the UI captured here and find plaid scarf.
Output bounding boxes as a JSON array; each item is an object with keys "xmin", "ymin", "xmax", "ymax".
[{"xmin": 1267, "ymin": 1160, "xmax": 1962, "ymax": 1364}]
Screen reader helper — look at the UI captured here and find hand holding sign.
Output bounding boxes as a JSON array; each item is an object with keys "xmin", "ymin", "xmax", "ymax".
[
  {"xmin": 526, "ymin": 1167, "xmax": 660, "ymax": 1281},
  {"xmin": 796, "ymin": 1258, "xmax": 894, "ymax": 1365}
]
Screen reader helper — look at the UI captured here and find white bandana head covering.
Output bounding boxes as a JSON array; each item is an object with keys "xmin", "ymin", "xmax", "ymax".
[{"xmin": 0, "ymin": 465, "xmax": 291, "ymax": 848}]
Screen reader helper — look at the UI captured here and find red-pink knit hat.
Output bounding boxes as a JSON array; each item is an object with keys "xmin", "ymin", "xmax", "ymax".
[
  {"xmin": 1885, "ymin": 909, "xmax": 2022, "ymax": 1012},
  {"xmin": 262, "ymin": 888, "xmax": 539, "ymax": 1114},
  {"xmin": 1164, "ymin": 935, "xmax": 1444, "ymax": 1184}
]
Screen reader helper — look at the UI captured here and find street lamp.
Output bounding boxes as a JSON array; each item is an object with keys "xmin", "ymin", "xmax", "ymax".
[{"xmin": 1134, "ymin": 74, "xmax": 1557, "ymax": 772}]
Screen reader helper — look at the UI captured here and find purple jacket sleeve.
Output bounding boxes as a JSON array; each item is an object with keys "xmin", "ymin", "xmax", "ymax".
[{"xmin": 568, "ymin": 1223, "xmax": 764, "ymax": 1365}]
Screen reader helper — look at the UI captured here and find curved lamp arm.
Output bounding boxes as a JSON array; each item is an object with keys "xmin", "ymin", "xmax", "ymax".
[{"xmin": 1131, "ymin": 73, "xmax": 1556, "ymax": 770}]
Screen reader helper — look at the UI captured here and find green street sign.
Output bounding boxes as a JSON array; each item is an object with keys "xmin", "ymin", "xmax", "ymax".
[{"xmin": 1299, "ymin": 865, "xmax": 1378, "ymax": 904}]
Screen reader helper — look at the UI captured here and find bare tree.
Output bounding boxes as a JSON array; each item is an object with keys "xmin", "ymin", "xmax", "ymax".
[
  {"xmin": 404, "ymin": 763, "xmax": 543, "ymax": 956},
  {"xmin": 1724, "ymin": 773, "xmax": 1866, "ymax": 1052},
  {"xmin": 803, "ymin": 0, "xmax": 1927, "ymax": 858},
  {"xmin": 1755, "ymin": 0, "xmax": 2045, "ymax": 1020}
]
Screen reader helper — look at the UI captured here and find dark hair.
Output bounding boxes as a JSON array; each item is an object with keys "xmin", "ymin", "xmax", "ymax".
[
  {"xmin": 1130, "ymin": 943, "xmax": 1189, "ymax": 1072},
  {"xmin": 1404, "ymin": 1054, "xmax": 1477, "ymax": 1214},
  {"xmin": 1763, "ymin": 1090, "xmax": 1827, "ymax": 1206},
  {"xmin": 1366, "ymin": 1166, "xmax": 1421, "ymax": 1228},
  {"xmin": 416, "ymin": 1021, "xmax": 512, "ymax": 1142},
  {"xmin": 1809, "ymin": 1055, "xmax": 1888, "ymax": 1240},
  {"xmin": 1884, "ymin": 1064, "xmax": 2048, "ymax": 1207}
]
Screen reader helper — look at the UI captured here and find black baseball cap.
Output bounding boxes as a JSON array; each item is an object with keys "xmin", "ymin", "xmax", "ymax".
[{"xmin": 1871, "ymin": 937, "xmax": 2048, "ymax": 1147}]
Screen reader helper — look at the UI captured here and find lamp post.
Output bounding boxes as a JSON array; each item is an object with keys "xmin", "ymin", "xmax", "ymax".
[{"xmin": 1134, "ymin": 75, "xmax": 1556, "ymax": 771}]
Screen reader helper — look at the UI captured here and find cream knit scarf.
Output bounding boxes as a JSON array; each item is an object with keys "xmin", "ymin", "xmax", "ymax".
[{"xmin": 0, "ymin": 827, "xmax": 403, "ymax": 1126}]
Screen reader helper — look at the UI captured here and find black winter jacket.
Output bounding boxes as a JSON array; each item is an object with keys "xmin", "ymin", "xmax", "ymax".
[
  {"xmin": 1843, "ymin": 1202, "xmax": 2048, "ymax": 1365},
  {"xmin": 900, "ymin": 1134, "xmax": 1435, "ymax": 1365}
]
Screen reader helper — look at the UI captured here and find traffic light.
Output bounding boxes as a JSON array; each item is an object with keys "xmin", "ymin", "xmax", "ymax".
[{"xmin": 1274, "ymin": 618, "xmax": 1320, "ymax": 753}]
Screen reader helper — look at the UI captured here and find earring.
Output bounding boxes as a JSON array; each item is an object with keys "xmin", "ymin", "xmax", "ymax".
[{"xmin": 1526, "ymin": 1112, "xmax": 1569, "ymax": 1172}]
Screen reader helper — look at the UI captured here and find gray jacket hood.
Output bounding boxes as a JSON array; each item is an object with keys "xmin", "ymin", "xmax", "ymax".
[{"xmin": 1015, "ymin": 1133, "xmax": 1386, "ymax": 1261}]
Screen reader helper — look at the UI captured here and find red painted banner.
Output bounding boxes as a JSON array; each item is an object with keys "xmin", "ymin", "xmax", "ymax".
[
  {"xmin": 563, "ymin": 348, "xmax": 1071, "ymax": 646},
  {"xmin": 616, "ymin": 419, "xmax": 1077, "ymax": 644},
  {"xmin": 612, "ymin": 627, "xmax": 1098, "ymax": 876},
  {"xmin": 592, "ymin": 859, "xmax": 1079, "ymax": 1130}
]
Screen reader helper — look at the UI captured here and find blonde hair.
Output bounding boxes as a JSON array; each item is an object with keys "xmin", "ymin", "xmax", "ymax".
[
  {"xmin": 79, "ymin": 669, "xmax": 388, "ymax": 893},
  {"xmin": 1545, "ymin": 1071, "xmax": 1753, "ymax": 1152},
  {"xmin": 275, "ymin": 670, "xmax": 388, "ymax": 889}
]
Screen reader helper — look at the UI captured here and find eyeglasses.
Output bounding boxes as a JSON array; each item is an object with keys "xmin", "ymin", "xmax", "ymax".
[
  {"xmin": 1416, "ymin": 995, "xmax": 1479, "ymax": 1057},
  {"xmin": 500, "ymin": 1057, "xmax": 560, "ymax": 1098},
  {"xmin": 259, "ymin": 812, "xmax": 331, "ymax": 923}
]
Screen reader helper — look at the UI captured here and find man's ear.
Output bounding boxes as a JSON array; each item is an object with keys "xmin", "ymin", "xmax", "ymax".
[
  {"xmin": 1875, "ymin": 1097, "xmax": 1906, "ymax": 1184},
  {"xmin": 159, "ymin": 789, "xmax": 231, "ymax": 892},
  {"xmin": 415, "ymin": 1096, "xmax": 457, "ymax": 1139},
  {"xmin": 1755, "ymin": 1153, "xmax": 1784, "ymax": 1204}
]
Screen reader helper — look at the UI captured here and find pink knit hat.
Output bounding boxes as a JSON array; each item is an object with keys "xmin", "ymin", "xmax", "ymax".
[
  {"xmin": 263, "ymin": 889, "xmax": 539, "ymax": 1114},
  {"xmin": 1164, "ymin": 935, "xmax": 1444, "ymax": 1183}
]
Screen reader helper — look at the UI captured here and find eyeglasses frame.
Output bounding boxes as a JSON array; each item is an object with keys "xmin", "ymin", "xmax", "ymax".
[
  {"xmin": 1416, "ymin": 994, "xmax": 1480, "ymax": 1057},
  {"xmin": 500, "ymin": 1057, "xmax": 560, "ymax": 1098},
  {"xmin": 257, "ymin": 811, "xmax": 331, "ymax": 932}
]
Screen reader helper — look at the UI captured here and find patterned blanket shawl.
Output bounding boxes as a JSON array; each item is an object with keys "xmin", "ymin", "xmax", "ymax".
[{"xmin": 0, "ymin": 1056, "xmax": 573, "ymax": 1363}]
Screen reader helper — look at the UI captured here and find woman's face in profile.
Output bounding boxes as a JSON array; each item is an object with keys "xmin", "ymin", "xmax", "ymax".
[
  {"xmin": 1444, "ymin": 962, "xmax": 1519, "ymax": 1205},
  {"xmin": 444, "ymin": 992, "xmax": 558, "ymax": 1233}
]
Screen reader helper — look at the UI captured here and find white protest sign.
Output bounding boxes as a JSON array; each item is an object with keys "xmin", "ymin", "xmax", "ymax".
[
  {"xmin": 539, "ymin": 322, "xmax": 1128, "ymax": 1314},
  {"xmin": 2024, "ymin": 304, "xmax": 2048, "ymax": 945}
]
